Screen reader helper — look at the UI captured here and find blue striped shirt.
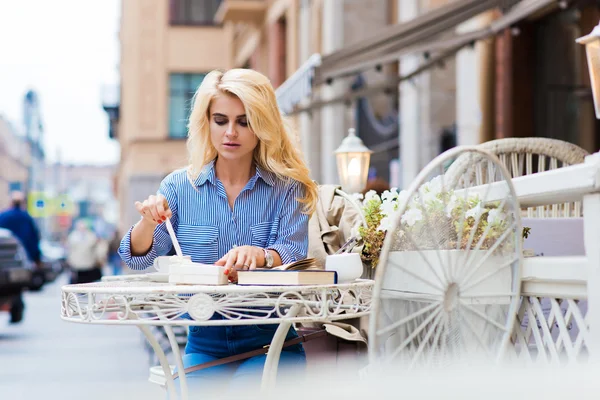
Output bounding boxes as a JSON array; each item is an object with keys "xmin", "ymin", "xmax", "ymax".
[{"xmin": 118, "ymin": 160, "xmax": 309, "ymax": 270}]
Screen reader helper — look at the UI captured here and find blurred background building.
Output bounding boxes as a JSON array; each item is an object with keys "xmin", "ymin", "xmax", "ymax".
[
  {"xmin": 22, "ymin": 90, "xmax": 45, "ymax": 195},
  {"xmin": 104, "ymin": 0, "xmax": 231, "ymax": 233},
  {"xmin": 43, "ymin": 162, "xmax": 118, "ymax": 242},
  {"xmin": 103, "ymin": 0, "xmax": 600, "ymax": 230},
  {"xmin": 0, "ymin": 88, "xmax": 118, "ymax": 244},
  {"xmin": 0, "ymin": 116, "xmax": 32, "ymax": 209}
]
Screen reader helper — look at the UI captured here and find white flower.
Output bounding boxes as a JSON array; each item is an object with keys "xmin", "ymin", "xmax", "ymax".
[
  {"xmin": 466, "ymin": 202, "xmax": 484, "ymax": 219},
  {"xmin": 422, "ymin": 190, "xmax": 441, "ymax": 206},
  {"xmin": 401, "ymin": 208, "xmax": 423, "ymax": 227},
  {"xmin": 364, "ymin": 190, "xmax": 380, "ymax": 202},
  {"xmin": 378, "ymin": 216, "xmax": 392, "ymax": 232},
  {"xmin": 446, "ymin": 194, "xmax": 459, "ymax": 217},
  {"xmin": 352, "ymin": 192, "xmax": 364, "ymax": 202},
  {"xmin": 380, "ymin": 198, "xmax": 397, "ymax": 217},
  {"xmin": 427, "ymin": 175, "xmax": 444, "ymax": 195},
  {"xmin": 418, "ymin": 177, "xmax": 444, "ymax": 206},
  {"xmin": 381, "ymin": 188, "xmax": 399, "ymax": 202},
  {"xmin": 397, "ymin": 190, "xmax": 410, "ymax": 208},
  {"xmin": 487, "ymin": 208, "xmax": 505, "ymax": 225}
]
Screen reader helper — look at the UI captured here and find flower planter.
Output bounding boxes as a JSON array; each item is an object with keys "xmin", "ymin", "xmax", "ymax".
[{"xmin": 382, "ymin": 250, "xmax": 513, "ymax": 305}]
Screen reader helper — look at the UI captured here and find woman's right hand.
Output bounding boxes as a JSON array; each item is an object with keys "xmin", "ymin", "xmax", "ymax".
[{"xmin": 134, "ymin": 194, "xmax": 172, "ymax": 226}]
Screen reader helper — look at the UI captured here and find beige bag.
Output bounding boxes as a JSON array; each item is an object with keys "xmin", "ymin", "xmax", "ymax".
[{"xmin": 308, "ymin": 184, "xmax": 364, "ymax": 267}]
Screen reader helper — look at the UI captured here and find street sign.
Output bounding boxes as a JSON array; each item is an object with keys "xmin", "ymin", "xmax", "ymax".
[
  {"xmin": 27, "ymin": 191, "xmax": 51, "ymax": 218},
  {"xmin": 53, "ymin": 194, "xmax": 74, "ymax": 216}
]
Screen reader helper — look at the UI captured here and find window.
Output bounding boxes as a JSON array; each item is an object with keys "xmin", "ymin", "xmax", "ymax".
[
  {"xmin": 169, "ymin": 0, "xmax": 222, "ymax": 26},
  {"xmin": 169, "ymin": 73, "xmax": 206, "ymax": 139}
]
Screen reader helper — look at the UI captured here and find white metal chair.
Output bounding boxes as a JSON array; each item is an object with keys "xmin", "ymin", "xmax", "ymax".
[
  {"xmin": 473, "ymin": 138, "xmax": 589, "ymax": 363},
  {"xmin": 442, "ymin": 139, "xmax": 591, "ymax": 364},
  {"xmin": 446, "ymin": 137, "xmax": 589, "ymax": 218}
]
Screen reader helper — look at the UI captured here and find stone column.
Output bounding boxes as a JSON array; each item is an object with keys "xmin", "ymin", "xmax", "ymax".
[
  {"xmin": 398, "ymin": 0, "xmax": 427, "ymax": 189},
  {"xmin": 456, "ymin": 12, "xmax": 497, "ymax": 146},
  {"xmin": 297, "ymin": 0, "xmax": 321, "ymax": 181},
  {"xmin": 299, "ymin": 0, "xmax": 311, "ymax": 62},
  {"xmin": 320, "ymin": 0, "xmax": 345, "ymax": 185}
]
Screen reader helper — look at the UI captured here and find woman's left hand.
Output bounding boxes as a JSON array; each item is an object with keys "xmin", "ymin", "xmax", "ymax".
[{"xmin": 215, "ymin": 245, "xmax": 264, "ymax": 281}]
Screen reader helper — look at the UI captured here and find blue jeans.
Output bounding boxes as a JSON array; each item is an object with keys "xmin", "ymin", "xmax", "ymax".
[{"xmin": 174, "ymin": 314, "xmax": 306, "ymax": 397}]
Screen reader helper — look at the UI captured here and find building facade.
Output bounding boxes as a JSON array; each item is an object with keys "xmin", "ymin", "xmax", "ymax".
[
  {"xmin": 105, "ymin": 0, "xmax": 234, "ymax": 233},
  {"xmin": 220, "ymin": 0, "xmax": 402, "ymax": 185},
  {"xmin": 22, "ymin": 90, "xmax": 45, "ymax": 194},
  {"xmin": 276, "ymin": 0, "xmax": 600, "ymax": 190},
  {"xmin": 0, "ymin": 116, "xmax": 31, "ymax": 210},
  {"xmin": 107, "ymin": 0, "xmax": 600, "ymax": 220}
]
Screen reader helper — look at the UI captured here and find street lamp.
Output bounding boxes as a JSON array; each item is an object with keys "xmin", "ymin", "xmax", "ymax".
[
  {"xmin": 577, "ymin": 21, "xmax": 600, "ymax": 119},
  {"xmin": 334, "ymin": 128, "xmax": 372, "ymax": 194}
]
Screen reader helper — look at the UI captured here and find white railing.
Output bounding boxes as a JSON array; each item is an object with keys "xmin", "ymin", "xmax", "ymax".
[
  {"xmin": 463, "ymin": 151, "xmax": 600, "ymax": 364},
  {"xmin": 276, "ymin": 53, "xmax": 321, "ymax": 115},
  {"xmin": 453, "ymin": 154, "xmax": 600, "ymax": 208},
  {"xmin": 512, "ymin": 257, "xmax": 589, "ymax": 364}
]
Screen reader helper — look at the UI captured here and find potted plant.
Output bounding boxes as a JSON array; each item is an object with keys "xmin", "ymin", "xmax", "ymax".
[{"xmin": 357, "ymin": 176, "xmax": 527, "ymax": 301}]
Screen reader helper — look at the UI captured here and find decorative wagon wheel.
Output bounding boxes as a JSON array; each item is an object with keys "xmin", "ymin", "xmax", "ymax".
[{"xmin": 369, "ymin": 147, "xmax": 523, "ymax": 369}]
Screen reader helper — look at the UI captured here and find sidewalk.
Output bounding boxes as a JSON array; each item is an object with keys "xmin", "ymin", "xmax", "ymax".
[{"xmin": 0, "ymin": 273, "xmax": 163, "ymax": 400}]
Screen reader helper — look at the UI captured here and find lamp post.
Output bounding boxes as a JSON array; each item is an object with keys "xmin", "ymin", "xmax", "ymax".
[
  {"xmin": 577, "ymin": 21, "xmax": 600, "ymax": 119},
  {"xmin": 334, "ymin": 128, "xmax": 372, "ymax": 194}
]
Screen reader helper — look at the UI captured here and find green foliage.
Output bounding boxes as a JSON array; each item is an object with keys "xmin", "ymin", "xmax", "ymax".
[{"xmin": 358, "ymin": 185, "xmax": 532, "ymax": 270}]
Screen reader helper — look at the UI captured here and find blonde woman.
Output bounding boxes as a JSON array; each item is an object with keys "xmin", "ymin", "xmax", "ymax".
[{"xmin": 118, "ymin": 69, "xmax": 318, "ymax": 390}]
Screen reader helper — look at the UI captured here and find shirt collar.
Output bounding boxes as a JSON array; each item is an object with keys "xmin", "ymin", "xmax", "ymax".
[
  {"xmin": 193, "ymin": 159, "xmax": 217, "ymax": 187},
  {"xmin": 193, "ymin": 159, "xmax": 276, "ymax": 188},
  {"xmin": 255, "ymin": 164, "xmax": 276, "ymax": 187}
]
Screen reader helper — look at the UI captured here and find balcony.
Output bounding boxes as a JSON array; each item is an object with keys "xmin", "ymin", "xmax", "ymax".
[{"xmin": 214, "ymin": 0, "xmax": 267, "ymax": 26}]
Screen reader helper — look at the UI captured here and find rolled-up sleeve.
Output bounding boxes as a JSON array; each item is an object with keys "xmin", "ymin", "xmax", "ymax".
[
  {"xmin": 118, "ymin": 175, "xmax": 179, "ymax": 271},
  {"xmin": 268, "ymin": 181, "xmax": 309, "ymax": 265}
]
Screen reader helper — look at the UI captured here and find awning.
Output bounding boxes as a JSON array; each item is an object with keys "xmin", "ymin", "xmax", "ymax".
[
  {"xmin": 289, "ymin": 0, "xmax": 561, "ymax": 115},
  {"xmin": 275, "ymin": 54, "xmax": 321, "ymax": 115},
  {"xmin": 314, "ymin": 0, "xmax": 520, "ymax": 86}
]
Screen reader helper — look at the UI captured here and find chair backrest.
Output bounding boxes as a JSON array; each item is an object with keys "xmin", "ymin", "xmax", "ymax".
[{"xmin": 446, "ymin": 138, "xmax": 588, "ymax": 218}]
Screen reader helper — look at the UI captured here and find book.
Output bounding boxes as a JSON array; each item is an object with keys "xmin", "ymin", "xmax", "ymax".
[
  {"xmin": 271, "ymin": 258, "xmax": 321, "ymax": 271},
  {"xmin": 237, "ymin": 270, "xmax": 337, "ymax": 286},
  {"xmin": 168, "ymin": 262, "xmax": 229, "ymax": 285},
  {"xmin": 166, "ymin": 257, "xmax": 326, "ymax": 286},
  {"xmin": 237, "ymin": 257, "xmax": 335, "ymax": 285}
]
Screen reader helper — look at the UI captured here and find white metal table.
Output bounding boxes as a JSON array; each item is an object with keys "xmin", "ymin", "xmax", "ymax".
[{"xmin": 60, "ymin": 279, "xmax": 373, "ymax": 400}]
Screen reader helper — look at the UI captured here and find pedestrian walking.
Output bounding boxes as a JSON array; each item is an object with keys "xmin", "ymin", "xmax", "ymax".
[
  {"xmin": 66, "ymin": 220, "xmax": 104, "ymax": 284},
  {"xmin": 0, "ymin": 191, "xmax": 42, "ymax": 323}
]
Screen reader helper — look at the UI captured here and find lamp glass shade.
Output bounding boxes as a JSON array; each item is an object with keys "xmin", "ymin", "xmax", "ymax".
[
  {"xmin": 577, "ymin": 23, "xmax": 600, "ymax": 119},
  {"xmin": 335, "ymin": 151, "xmax": 371, "ymax": 194}
]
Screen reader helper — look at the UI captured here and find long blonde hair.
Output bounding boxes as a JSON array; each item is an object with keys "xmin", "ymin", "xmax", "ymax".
[{"xmin": 186, "ymin": 69, "xmax": 317, "ymax": 215}]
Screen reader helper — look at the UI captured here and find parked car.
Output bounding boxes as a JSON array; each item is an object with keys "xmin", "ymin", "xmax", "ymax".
[
  {"xmin": 39, "ymin": 239, "xmax": 66, "ymax": 286},
  {"xmin": 0, "ymin": 228, "xmax": 35, "ymax": 317}
]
